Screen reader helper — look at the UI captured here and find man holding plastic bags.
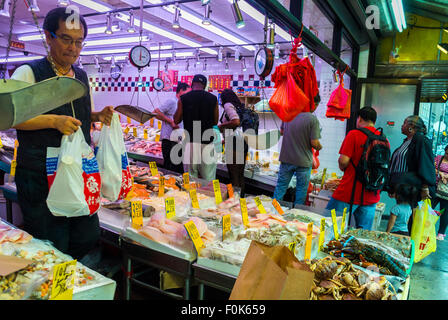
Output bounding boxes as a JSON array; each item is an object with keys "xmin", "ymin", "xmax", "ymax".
[
  {"xmin": 412, "ymin": 199, "xmax": 439, "ymax": 263},
  {"xmin": 11, "ymin": 8, "xmax": 114, "ymax": 262}
]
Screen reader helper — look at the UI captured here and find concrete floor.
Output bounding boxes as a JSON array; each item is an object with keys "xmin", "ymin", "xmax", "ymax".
[{"xmin": 379, "ymin": 216, "xmax": 448, "ymax": 300}]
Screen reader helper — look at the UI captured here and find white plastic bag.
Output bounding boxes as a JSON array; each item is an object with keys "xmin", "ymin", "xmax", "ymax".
[
  {"xmin": 46, "ymin": 129, "xmax": 102, "ymax": 217},
  {"xmin": 96, "ymin": 113, "xmax": 132, "ymax": 201}
]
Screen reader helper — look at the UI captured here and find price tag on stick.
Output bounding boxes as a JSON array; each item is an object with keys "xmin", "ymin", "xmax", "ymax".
[
  {"xmin": 321, "ymin": 168, "xmax": 327, "ymax": 190},
  {"xmin": 272, "ymin": 199, "xmax": 284, "ymax": 215},
  {"xmin": 143, "ymin": 129, "xmax": 148, "ymax": 140},
  {"xmin": 227, "ymin": 184, "xmax": 234, "ymax": 199},
  {"xmin": 304, "ymin": 223, "xmax": 313, "ymax": 260},
  {"xmin": 189, "ymin": 189, "xmax": 200, "ymax": 209},
  {"xmin": 50, "ymin": 260, "xmax": 77, "ymax": 300},
  {"xmin": 149, "ymin": 161, "xmax": 158, "ymax": 176},
  {"xmin": 213, "ymin": 179, "xmax": 222, "ymax": 205},
  {"xmin": 183, "ymin": 172, "xmax": 190, "ymax": 190},
  {"xmin": 165, "ymin": 197, "xmax": 175, "ymax": 219},
  {"xmin": 184, "ymin": 220, "xmax": 205, "ymax": 254},
  {"xmin": 331, "ymin": 209, "xmax": 339, "ymax": 240},
  {"xmin": 318, "ymin": 218, "xmax": 326, "ymax": 252},
  {"xmin": 254, "ymin": 197, "xmax": 266, "ymax": 214},
  {"xmin": 240, "ymin": 198, "xmax": 249, "ymax": 228},
  {"xmin": 131, "ymin": 200, "xmax": 143, "ymax": 229},
  {"xmin": 288, "ymin": 242, "xmax": 297, "ymax": 254},
  {"xmin": 222, "ymin": 214, "xmax": 231, "ymax": 241},
  {"xmin": 340, "ymin": 208, "xmax": 347, "ymax": 234},
  {"xmin": 159, "ymin": 176, "xmax": 165, "ymax": 197}
]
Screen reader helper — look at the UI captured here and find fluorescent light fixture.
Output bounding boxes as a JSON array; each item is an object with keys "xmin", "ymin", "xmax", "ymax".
[
  {"xmin": 391, "ymin": 0, "xmax": 403, "ymax": 32},
  {"xmin": 58, "ymin": 0, "xmax": 70, "ymax": 6},
  {"xmin": 28, "ymin": 0, "xmax": 40, "ymax": 12},
  {"xmin": 163, "ymin": 4, "xmax": 254, "ymax": 51},
  {"xmin": 234, "ymin": 46, "xmax": 240, "ymax": 61},
  {"xmin": 103, "ymin": 51, "xmax": 193, "ymax": 61},
  {"xmin": 172, "ymin": 3, "xmax": 181, "ymax": 29},
  {"xmin": 84, "ymin": 36, "xmax": 150, "ymax": 47},
  {"xmin": 82, "ymin": 45, "xmax": 172, "ymax": 55},
  {"xmin": 128, "ymin": 9, "xmax": 136, "ymax": 33},
  {"xmin": 0, "ymin": 0, "xmax": 10, "ymax": 17},
  {"xmin": 202, "ymin": 3, "xmax": 211, "ymax": 25},
  {"xmin": 438, "ymin": 43, "xmax": 448, "ymax": 55},
  {"xmin": 218, "ymin": 46, "xmax": 223, "ymax": 61},
  {"xmin": 381, "ymin": 0, "xmax": 392, "ymax": 31},
  {"xmin": 241, "ymin": 57, "xmax": 247, "ymax": 71},
  {"xmin": 105, "ymin": 12, "xmax": 113, "ymax": 34},
  {"xmin": 274, "ymin": 43, "xmax": 279, "ymax": 59},
  {"xmin": 396, "ymin": 0, "xmax": 407, "ymax": 30},
  {"xmin": 72, "ymin": 0, "xmax": 216, "ymax": 54},
  {"xmin": 231, "ymin": 0, "xmax": 245, "ymax": 29},
  {"xmin": 0, "ymin": 55, "xmax": 43, "ymax": 63},
  {"xmin": 202, "ymin": 0, "xmax": 210, "ymax": 4}
]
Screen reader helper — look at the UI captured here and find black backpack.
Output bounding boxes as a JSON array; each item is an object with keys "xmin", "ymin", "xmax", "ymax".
[
  {"xmin": 349, "ymin": 128, "xmax": 390, "ymax": 219},
  {"xmin": 222, "ymin": 104, "xmax": 260, "ymax": 134}
]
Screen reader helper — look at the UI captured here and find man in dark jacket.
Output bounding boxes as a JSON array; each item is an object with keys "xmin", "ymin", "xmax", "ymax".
[{"xmin": 11, "ymin": 8, "xmax": 113, "ymax": 262}]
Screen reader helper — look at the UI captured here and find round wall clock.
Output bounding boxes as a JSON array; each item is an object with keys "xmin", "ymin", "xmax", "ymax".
[
  {"xmin": 152, "ymin": 77, "xmax": 165, "ymax": 91},
  {"xmin": 129, "ymin": 45, "xmax": 151, "ymax": 69},
  {"xmin": 254, "ymin": 47, "xmax": 274, "ymax": 78}
]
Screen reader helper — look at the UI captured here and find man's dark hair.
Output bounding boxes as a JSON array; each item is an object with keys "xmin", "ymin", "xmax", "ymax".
[
  {"xmin": 358, "ymin": 106, "xmax": 377, "ymax": 123},
  {"xmin": 176, "ymin": 82, "xmax": 190, "ymax": 94},
  {"xmin": 43, "ymin": 7, "xmax": 88, "ymax": 39},
  {"xmin": 220, "ymin": 88, "xmax": 243, "ymax": 109}
]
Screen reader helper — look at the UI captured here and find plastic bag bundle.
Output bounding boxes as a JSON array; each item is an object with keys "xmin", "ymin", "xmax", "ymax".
[
  {"xmin": 326, "ymin": 69, "xmax": 352, "ymax": 121},
  {"xmin": 411, "ymin": 199, "xmax": 439, "ymax": 263},
  {"xmin": 96, "ymin": 113, "xmax": 133, "ymax": 201},
  {"xmin": 46, "ymin": 129, "xmax": 102, "ymax": 217}
]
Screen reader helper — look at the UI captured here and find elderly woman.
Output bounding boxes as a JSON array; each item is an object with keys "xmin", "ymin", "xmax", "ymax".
[{"xmin": 386, "ymin": 115, "xmax": 436, "ymax": 208}]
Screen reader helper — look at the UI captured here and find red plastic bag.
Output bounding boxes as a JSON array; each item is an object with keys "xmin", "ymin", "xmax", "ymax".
[
  {"xmin": 326, "ymin": 87, "xmax": 352, "ymax": 121},
  {"xmin": 327, "ymin": 83, "xmax": 350, "ymax": 110},
  {"xmin": 312, "ymin": 149, "xmax": 320, "ymax": 169},
  {"xmin": 269, "ymin": 71, "xmax": 310, "ymax": 122}
]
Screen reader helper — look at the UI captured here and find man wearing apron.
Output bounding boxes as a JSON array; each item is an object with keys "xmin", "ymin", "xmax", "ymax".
[{"xmin": 11, "ymin": 8, "xmax": 113, "ymax": 262}]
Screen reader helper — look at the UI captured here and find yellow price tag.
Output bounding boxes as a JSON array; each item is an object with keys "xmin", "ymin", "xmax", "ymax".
[
  {"xmin": 318, "ymin": 218, "xmax": 326, "ymax": 252},
  {"xmin": 124, "ymin": 127, "xmax": 130, "ymax": 135},
  {"xmin": 304, "ymin": 222, "xmax": 313, "ymax": 260},
  {"xmin": 127, "ymin": 116, "xmax": 131, "ymax": 124},
  {"xmin": 50, "ymin": 260, "xmax": 77, "ymax": 300},
  {"xmin": 240, "ymin": 198, "xmax": 249, "ymax": 228},
  {"xmin": 184, "ymin": 220, "xmax": 205, "ymax": 254},
  {"xmin": 9, "ymin": 160, "xmax": 17, "ymax": 177},
  {"xmin": 189, "ymin": 189, "xmax": 200, "ymax": 209},
  {"xmin": 340, "ymin": 208, "xmax": 347, "ymax": 234},
  {"xmin": 131, "ymin": 200, "xmax": 143, "ymax": 229},
  {"xmin": 183, "ymin": 172, "xmax": 190, "ymax": 190},
  {"xmin": 227, "ymin": 184, "xmax": 234, "ymax": 198},
  {"xmin": 331, "ymin": 209, "xmax": 339, "ymax": 240},
  {"xmin": 157, "ymin": 121, "xmax": 162, "ymax": 130},
  {"xmin": 272, "ymin": 199, "xmax": 284, "ymax": 215},
  {"xmin": 150, "ymin": 118, "xmax": 154, "ymax": 127},
  {"xmin": 222, "ymin": 214, "xmax": 231, "ymax": 241},
  {"xmin": 288, "ymin": 242, "xmax": 297, "ymax": 254},
  {"xmin": 254, "ymin": 196, "xmax": 266, "ymax": 214},
  {"xmin": 0, "ymin": 137, "xmax": 3, "ymax": 148},
  {"xmin": 165, "ymin": 197, "xmax": 176, "ymax": 219},
  {"xmin": 133, "ymin": 127, "xmax": 137, "ymax": 137},
  {"xmin": 321, "ymin": 168, "xmax": 327, "ymax": 190},
  {"xmin": 159, "ymin": 176, "xmax": 165, "ymax": 197},
  {"xmin": 149, "ymin": 161, "xmax": 158, "ymax": 176},
  {"xmin": 155, "ymin": 134, "xmax": 160, "ymax": 142},
  {"xmin": 144, "ymin": 129, "xmax": 148, "ymax": 140},
  {"xmin": 213, "ymin": 179, "xmax": 222, "ymax": 205},
  {"xmin": 13, "ymin": 139, "xmax": 18, "ymax": 160}
]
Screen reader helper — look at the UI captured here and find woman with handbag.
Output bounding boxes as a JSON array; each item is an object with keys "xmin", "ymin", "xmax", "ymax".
[{"xmin": 433, "ymin": 145, "xmax": 448, "ymax": 240}]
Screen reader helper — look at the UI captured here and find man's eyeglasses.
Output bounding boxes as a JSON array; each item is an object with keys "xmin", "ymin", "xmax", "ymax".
[{"xmin": 50, "ymin": 32, "xmax": 85, "ymax": 49}]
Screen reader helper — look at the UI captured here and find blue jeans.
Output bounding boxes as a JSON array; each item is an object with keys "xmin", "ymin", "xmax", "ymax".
[
  {"xmin": 273, "ymin": 163, "xmax": 311, "ymax": 206},
  {"xmin": 326, "ymin": 197, "xmax": 376, "ymax": 230}
]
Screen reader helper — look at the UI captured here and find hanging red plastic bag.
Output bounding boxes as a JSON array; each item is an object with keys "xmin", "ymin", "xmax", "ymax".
[
  {"xmin": 270, "ymin": 70, "xmax": 310, "ymax": 122},
  {"xmin": 327, "ymin": 77, "xmax": 350, "ymax": 110},
  {"xmin": 326, "ymin": 68, "xmax": 352, "ymax": 121},
  {"xmin": 312, "ymin": 149, "xmax": 320, "ymax": 169},
  {"xmin": 46, "ymin": 129, "xmax": 102, "ymax": 217},
  {"xmin": 96, "ymin": 113, "xmax": 133, "ymax": 201}
]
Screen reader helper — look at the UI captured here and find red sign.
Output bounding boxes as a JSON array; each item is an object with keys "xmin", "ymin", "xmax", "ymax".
[
  {"xmin": 209, "ymin": 75, "xmax": 233, "ymax": 91},
  {"xmin": 10, "ymin": 41, "xmax": 25, "ymax": 50},
  {"xmin": 181, "ymin": 75, "xmax": 194, "ymax": 86}
]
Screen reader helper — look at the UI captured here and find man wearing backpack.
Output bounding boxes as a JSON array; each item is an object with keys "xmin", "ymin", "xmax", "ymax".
[{"xmin": 326, "ymin": 107, "xmax": 390, "ymax": 230}]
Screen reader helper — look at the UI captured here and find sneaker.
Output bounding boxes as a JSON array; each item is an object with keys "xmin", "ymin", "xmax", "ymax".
[{"xmin": 437, "ymin": 234, "xmax": 445, "ymax": 241}]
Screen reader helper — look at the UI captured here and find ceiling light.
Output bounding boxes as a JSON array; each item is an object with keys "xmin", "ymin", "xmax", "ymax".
[
  {"xmin": 195, "ymin": 49, "xmax": 201, "ymax": 64},
  {"xmin": 84, "ymin": 36, "xmax": 150, "ymax": 47},
  {"xmin": 0, "ymin": 55, "xmax": 43, "ymax": 63},
  {"xmin": 218, "ymin": 46, "xmax": 223, "ymax": 61},
  {"xmin": 127, "ymin": 9, "xmax": 136, "ymax": 33},
  {"xmin": 105, "ymin": 12, "xmax": 113, "ymax": 35},
  {"xmin": 390, "ymin": 0, "xmax": 403, "ymax": 32},
  {"xmin": 231, "ymin": 0, "xmax": 245, "ymax": 29},
  {"xmin": 0, "ymin": 0, "xmax": 10, "ymax": 17},
  {"xmin": 104, "ymin": 52, "xmax": 193, "ymax": 61},
  {"xmin": 28, "ymin": 0, "xmax": 40, "ymax": 12},
  {"xmin": 110, "ymin": 56, "xmax": 116, "ymax": 68},
  {"xmin": 396, "ymin": 0, "xmax": 407, "ymax": 30},
  {"xmin": 202, "ymin": 0, "xmax": 210, "ymax": 4},
  {"xmin": 444, "ymin": 28, "xmax": 448, "ymax": 34},
  {"xmin": 94, "ymin": 56, "xmax": 100, "ymax": 69},
  {"xmin": 274, "ymin": 43, "xmax": 279, "ymax": 59},
  {"xmin": 381, "ymin": 0, "xmax": 393, "ymax": 31},
  {"xmin": 234, "ymin": 46, "xmax": 240, "ymax": 61},
  {"xmin": 202, "ymin": 3, "xmax": 211, "ymax": 25},
  {"xmin": 82, "ymin": 45, "xmax": 172, "ymax": 55},
  {"xmin": 438, "ymin": 43, "xmax": 448, "ymax": 55},
  {"xmin": 241, "ymin": 57, "xmax": 247, "ymax": 71},
  {"xmin": 172, "ymin": 3, "xmax": 181, "ymax": 29},
  {"xmin": 58, "ymin": 0, "xmax": 70, "ymax": 6},
  {"xmin": 267, "ymin": 21, "xmax": 275, "ymax": 49}
]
